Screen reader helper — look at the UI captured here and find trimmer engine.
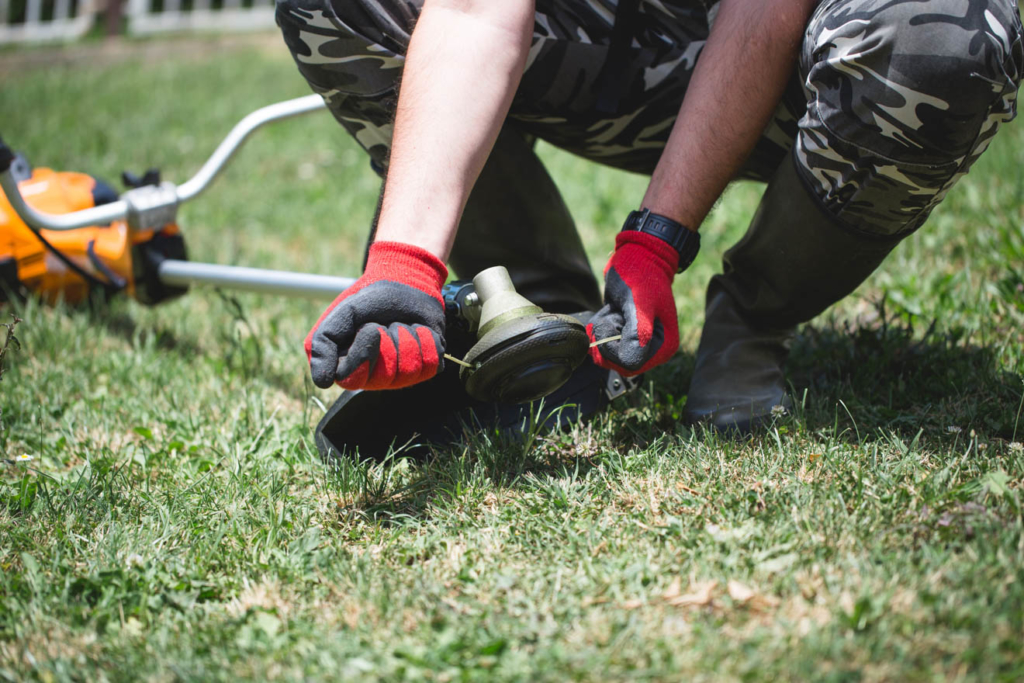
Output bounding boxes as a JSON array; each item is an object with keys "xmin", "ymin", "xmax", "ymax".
[{"xmin": 0, "ymin": 153, "xmax": 187, "ymax": 306}]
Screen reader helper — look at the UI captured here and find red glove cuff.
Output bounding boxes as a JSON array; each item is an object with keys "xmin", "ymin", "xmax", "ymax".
[
  {"xmin": 609, "ymin": 230, "xmax": 680, "ymax": 278},
  {"xmin": 363, "ymin": 241, "xmax": 448, "ymax": 304}
]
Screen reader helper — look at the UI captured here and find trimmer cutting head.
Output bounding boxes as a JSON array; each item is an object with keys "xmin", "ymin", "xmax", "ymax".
[
  {"xmin": 315, "ymin": 326, "xmax": 613, "ymax": 461},
  {"xmin": 460, "ymin": 312, "xmax": 589, "ymax": 404},
  {"xmin": 450, "ymin": 266, "xmax": 590, "ymax": 404}
]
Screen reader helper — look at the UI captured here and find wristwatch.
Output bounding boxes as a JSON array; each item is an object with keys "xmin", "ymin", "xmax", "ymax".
[{"xmin": 621, "ymin": 209, "xmax": 700, "ymax": 272}]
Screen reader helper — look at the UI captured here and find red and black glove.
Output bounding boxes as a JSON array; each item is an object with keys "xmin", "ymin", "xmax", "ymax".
[
  {"xmin": 305, "ymin": 241, "xmax": 448, "ymax": 390},
  {"xmin": 586, "ymin": 231, "xmax": 679, "ymax": 376}
]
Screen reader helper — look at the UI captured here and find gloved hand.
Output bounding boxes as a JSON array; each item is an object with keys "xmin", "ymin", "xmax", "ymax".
[
  {"xmin": 587, "ymin": 231, "xmax": 679, "ymax": 376},
  {"xmin": 305, "ymin": 241, "xmax": 448, "ymax": 390}
]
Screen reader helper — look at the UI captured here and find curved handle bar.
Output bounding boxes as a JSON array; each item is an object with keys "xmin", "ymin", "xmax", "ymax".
[{"xmin": 0, "ymin": 94, "xmax": 327, "ymax": 232}]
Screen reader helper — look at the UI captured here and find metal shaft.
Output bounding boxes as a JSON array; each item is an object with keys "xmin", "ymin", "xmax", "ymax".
[{"xmin": 157, "ymin": 260, "xmax": 355, "ymax": 299}]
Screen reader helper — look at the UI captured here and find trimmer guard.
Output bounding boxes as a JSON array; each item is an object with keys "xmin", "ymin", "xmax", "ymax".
[{"xmin": 315, "ymin": 350, "xmax": 614, "ymax": 462}]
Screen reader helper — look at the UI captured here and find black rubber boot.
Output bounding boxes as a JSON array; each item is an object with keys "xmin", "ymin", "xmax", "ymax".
[
  {"xmin": 684, "ymin": 152, "xmax": 905, "ymax": 432},
  {"xmin": 316, "ymin": 126, "xmax": 612, "ymax": 461}
]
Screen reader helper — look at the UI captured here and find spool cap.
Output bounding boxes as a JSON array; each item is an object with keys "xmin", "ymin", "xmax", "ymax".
[
  {"xmin": 473, "ymin": 266, "xmax": 542, "ymax": 337},
  {"xmin": 460, "ymin": 313, "xmax": 590, "ymax": 403}
]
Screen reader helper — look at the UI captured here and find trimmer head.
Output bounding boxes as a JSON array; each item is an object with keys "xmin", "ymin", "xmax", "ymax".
[
  {"xmin": 315, "ymin": 348, "xmax": 612, "ymax": 462},
  {"xmin": 314, "ymin": 313, "xmax": 638, "ymax": 462},
  {"xmin": 460, "ymin": 312, "xmax": 589, "ymax": 404},
  {"xmin": 447, "ymin": 266, "xmax": 591, "ymax": 404}
]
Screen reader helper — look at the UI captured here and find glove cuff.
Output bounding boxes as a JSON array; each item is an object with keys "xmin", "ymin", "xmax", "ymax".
[
  {"xmin": 365, "ymin": 241, "xmax": 448, "ymax": 301},
  {"xmin": 612, "ymin": 230, "xmax": 680, "ymax": 278}
]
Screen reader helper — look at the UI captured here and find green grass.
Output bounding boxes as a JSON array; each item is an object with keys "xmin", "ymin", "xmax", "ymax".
[{"xmin": 1, "ymin": 36, "xmax": 1024, "ymax": 682}]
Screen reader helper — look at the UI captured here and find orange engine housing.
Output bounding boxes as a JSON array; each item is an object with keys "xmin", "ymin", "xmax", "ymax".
[{"xmin": 0, "ymin": 167, "xmax": 184, "ymax": 305}]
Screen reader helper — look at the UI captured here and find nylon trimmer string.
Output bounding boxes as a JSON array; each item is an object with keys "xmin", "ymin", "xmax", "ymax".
[
  {"xmin": 443, "ymin": 354, "xmax": 475, "ymax": 369},
  {"xmin": 443, "ymin": 335, "xmax": 622, "ymax": 371}
]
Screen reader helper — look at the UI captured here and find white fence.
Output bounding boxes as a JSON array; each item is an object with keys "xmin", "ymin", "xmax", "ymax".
[
  {"xmin": 0, "ymin": 0, "xmax": 276, "ymax": 44},
  {"xmin": 0, "ymin": 0, "xmax": 95, "ymax": 43},
  {"xmin": 126, "ymin": 0, "xmax": 275, "ymax": 37}
]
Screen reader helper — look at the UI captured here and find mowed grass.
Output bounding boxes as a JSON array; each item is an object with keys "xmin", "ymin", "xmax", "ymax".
[{"xmin": 1, "ymin": 36, "xmax": 1024, "ymax": 682}]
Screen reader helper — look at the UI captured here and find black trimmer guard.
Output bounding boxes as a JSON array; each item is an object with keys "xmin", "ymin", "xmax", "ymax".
[{"xmin": 314, "ymin": 356, "xmax": 612, "ymax": 462}]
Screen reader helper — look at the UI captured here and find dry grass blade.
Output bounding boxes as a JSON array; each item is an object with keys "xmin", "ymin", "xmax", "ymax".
[
  {"xmin": 727, "ymin": 580, "xmax": 756, "ymax": 604},
  {"xmin": 666, "ymin": 581, "xmax": 718, "ymax": 608},
  {"xmin": 0, "ymin": 314, "xmax": 22, "ymax": 384}
]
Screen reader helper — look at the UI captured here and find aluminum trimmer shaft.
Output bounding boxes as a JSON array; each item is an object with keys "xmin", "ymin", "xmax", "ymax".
[{"xmin": 157, "ymin": 260, "xmax": 355, "ymax": 299}]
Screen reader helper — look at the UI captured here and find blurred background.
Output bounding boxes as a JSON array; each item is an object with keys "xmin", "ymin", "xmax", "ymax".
[{"xmin": 1, "ymin": 0, "xmax": 275, "ymax": 44}]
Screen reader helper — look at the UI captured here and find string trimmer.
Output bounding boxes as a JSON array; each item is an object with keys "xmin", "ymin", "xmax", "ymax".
[{"xmin": 0, "ymin": 96, "xmax": 635, "ymax": 458}]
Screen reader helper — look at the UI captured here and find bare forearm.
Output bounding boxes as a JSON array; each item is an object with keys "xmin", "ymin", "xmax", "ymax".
[
  {"xmin": 374, "ymin": 0, "xmax": 534, "ymax": 261},
  {"xmin": 642, "ymin": 0, "xmax": 819, "ymax": 230}
]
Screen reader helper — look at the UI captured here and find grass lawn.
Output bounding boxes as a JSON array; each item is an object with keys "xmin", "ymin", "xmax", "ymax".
[{"xmin": 1, "ymin": 35, "xmax": 1024, "ymax": 682}]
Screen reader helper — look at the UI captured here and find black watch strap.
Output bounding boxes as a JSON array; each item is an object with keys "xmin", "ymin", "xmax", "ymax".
[{"xmin": 621, "ymin": 209, "xmax": 700, "ymax": 272}]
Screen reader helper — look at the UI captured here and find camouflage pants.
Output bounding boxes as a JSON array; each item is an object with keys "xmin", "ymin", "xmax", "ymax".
[{"xmin": 277, "ymin": 0, "xmax": 1023, "ymax": 241}]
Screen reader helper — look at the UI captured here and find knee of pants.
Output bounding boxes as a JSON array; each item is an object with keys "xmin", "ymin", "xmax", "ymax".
[
  {"xmin": 275, "ymin": 0, "xmax": 407, "ymax": 100},
  {"xmin": 275, "ymin": 0, "xmax": 405, "ymax": 164},
  {"xmin": 803, "ymin": 0, "xmax": 1024, "ymax": 166}
]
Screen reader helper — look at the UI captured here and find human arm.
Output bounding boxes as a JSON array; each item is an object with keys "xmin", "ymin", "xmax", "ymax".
[
  {"xmin": 306, "ymin": 0, "xmax": 536, "ymax": 390},
  {"xmin": 589, "ymin": 0, "xmax": 821, "ymax": 375},
  {"xmin": 641, "ymin": 0, "xmax": 821, "ymax": 228},
  {"xmin": 373, "ymin": 0, "xmax": 536, "ymax": 261}
]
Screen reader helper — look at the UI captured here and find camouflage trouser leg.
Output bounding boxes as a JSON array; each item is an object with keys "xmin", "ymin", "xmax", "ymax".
[
  {"xmin": 797, "ymin": 0, "xmax": 1024, "ymax": 237},
  {"xmin": 273, "ymin": 0, "xmax": 720, "ymax": 175},
  {"xmin": 275, "ymin": 0, "xmax": 1023, "ymax": 244}
]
